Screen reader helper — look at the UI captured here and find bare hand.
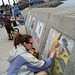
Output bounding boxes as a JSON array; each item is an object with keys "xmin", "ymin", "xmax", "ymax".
[{"xmin": 50, "ymin": 49, "xmax": 56, "ymax": 58}]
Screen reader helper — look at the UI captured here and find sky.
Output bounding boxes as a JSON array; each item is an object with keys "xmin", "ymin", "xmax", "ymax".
[
  {"xmin": 0, "ymin": 0, "xmax": 17, "ymax": 6},
  {"xmin": 57, "ymin": 0, "xmax": 75, "ymax": 7}
]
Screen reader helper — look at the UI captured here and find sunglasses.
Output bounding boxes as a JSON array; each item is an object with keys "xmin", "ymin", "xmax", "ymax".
[{"xmin": 26, "ymin": 42, "xmax": 33, "ymax": 45}]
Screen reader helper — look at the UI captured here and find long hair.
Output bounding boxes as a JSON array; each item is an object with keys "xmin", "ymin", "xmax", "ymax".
[{"xmin": 14, "ymin": 33, "xmax": 32, "ymax": 48}]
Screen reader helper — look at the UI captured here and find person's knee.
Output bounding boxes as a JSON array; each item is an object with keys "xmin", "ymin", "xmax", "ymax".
[
  {"xmin": 41, "ymin": 71, "xmax": 47, "ymax": 75},
  {"xmin": 35, "ymin": 71, "xmax": 47, "ymax": 75}
]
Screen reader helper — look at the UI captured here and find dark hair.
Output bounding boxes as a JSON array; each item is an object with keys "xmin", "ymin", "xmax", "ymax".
[
  {"xmin": 14, "ymin": 33, "xmax": 32, "ymax": 48},
  {"xmin": 0, "ymin": 10, "xmax": 3, "ymax": 14},
  {"xmin": 5, "ymin": 14, "xmax": 9, "ymax": 17}
]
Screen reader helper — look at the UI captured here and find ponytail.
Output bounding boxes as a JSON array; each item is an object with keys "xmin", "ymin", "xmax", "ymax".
[
  {"xmin": 14, "ymin": 33, "xmax": 32, "ymax": 48},
  {"xmin": 14, "ymin": 33, "xmax": 22, "ymax": 48}
]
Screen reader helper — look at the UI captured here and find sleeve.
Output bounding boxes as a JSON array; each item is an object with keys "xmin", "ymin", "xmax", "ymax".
[{"xmin": 20, "ymin": 53, "xmax": 53, "ymax": 72}]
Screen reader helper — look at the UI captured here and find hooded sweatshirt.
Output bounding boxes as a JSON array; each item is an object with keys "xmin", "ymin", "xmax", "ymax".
[{"xmin": 7, "ymin": 44, "xmax": 53, "ymax": 75}]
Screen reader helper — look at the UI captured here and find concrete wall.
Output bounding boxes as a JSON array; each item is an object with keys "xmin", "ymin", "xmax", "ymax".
[{"xmin": 23, "ymin": 7, "xmax": 75, "ymax": 75}]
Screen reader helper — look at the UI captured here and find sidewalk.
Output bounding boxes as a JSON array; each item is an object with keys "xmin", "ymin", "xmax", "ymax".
[{"xmin": 0, "ymin": 25, "xmax": 26, "ymax": 75}]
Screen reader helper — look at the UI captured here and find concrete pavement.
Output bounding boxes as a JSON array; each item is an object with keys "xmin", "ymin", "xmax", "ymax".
[{"xmin": 0, "ymin": 25, "xmax": 26, "ymax": 75}]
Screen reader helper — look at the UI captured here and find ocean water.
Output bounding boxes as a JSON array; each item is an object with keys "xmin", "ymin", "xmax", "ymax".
[{"xmin": 57, "ymin": 0, "xmax": 75, "ymax": 7}]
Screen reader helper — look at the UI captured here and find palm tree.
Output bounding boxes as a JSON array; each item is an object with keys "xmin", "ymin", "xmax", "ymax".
[
  {"xmin": 13, "ymin": 0, "xmax": 16, "ymax": 6},
  {"xmin": 16, "ymin": 0, "xmax": 19, "ymax": 6},
  {"xmin": 18, "ymin": 0, "xmax": 22, "ymax": 5},
  {"xmin": 8, "ymin": 0, "xmax": 11, "ymax": 6},
  {"xmin": 1, "ymin": 0, "xmax": 6, "ymax": 12},
  {"xmin": 2, "ymin": 0, "xmax": 5, "ymax": 5},
  {"xmin": 8, "ymin": 0, "xmax": 12, "ymax": 14}
]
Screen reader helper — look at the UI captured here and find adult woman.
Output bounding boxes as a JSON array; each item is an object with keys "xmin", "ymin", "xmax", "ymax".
[{"xmin": 7, "ymin": 33, "xmax": 56, "ymax": 75}]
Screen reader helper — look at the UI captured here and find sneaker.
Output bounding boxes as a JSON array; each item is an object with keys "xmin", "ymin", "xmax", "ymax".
[
  {"xmin": 8, "ymin": 38, "xmax": 11, "ymax": 40},
  {"xmin": 10, "ymin": 38, "xmax": 13, "ymax": 41},
  {"xmin": 8, "ymin": 38, "xmax": 13, "ymax": 41}
]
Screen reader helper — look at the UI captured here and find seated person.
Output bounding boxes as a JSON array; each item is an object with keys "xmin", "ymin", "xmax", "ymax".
[
  {"xmin": 18, "ymin": 12, "xmax": 25, "ymax": 25},
  {"xmin": 19, "ymin": 12, "xmax": 24, "ymax": 19}
]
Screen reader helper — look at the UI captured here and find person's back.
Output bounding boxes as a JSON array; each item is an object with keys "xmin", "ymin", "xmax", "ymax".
[
  {"xmin": 7, "ymin": 33, "xmax": 56, "ymax": 75},
  {"xmin": 14, "ymin": 6, "xmax": 19, "ymax": 15},
  {"xmin": 3, "ymin": 16, "xmax": 11, "ymax": 27},
  {"xmin": 7, "ymin": 45, "xmax": 34, "ymax": 75}
]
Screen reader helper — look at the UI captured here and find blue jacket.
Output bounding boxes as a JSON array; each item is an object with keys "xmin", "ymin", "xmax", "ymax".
[{"xmin": 7, "ymin": 44, "xmax": 53, "ymax": 75}]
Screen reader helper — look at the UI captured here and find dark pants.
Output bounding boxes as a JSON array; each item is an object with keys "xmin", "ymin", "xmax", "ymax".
[{"xmin": 5, "ymin": 26, "xmax": 14, "ymax": 34}]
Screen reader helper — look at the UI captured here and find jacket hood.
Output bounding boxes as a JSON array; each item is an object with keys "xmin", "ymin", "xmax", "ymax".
[{"xmin": 7, "ymin": 44, "xmax": 26, "ymax": 62}]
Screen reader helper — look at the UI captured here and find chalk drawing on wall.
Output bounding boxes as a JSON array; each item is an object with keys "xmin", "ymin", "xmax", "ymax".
[
  {"xmin": 28, "ymin": 14, "xmax": 32, "ymax": 27},
  {"xmin": 42, "ymin": 28, "xmax": 74, "ymax": 75},
  {"xmin": 25, "ymin": 11, "xmax": 30, "ymax": 28},
  {"xmin": 24, "ymin": 12, "xmax": 27, "ymax": 23},
  {"xmin": 30, "ymin": 17, "xmax": 36, "ymax": 33},
  {"xmin": 34, "ymin": 20, "xmax": 44, "ymax": 45}
]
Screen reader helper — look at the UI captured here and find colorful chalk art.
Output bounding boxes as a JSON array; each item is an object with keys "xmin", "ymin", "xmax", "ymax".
[
  {"xmin": 28, "ymin": 14, "xmax": 32, "ymax": 27},
  {"xmin": 25, "ymin": 11, "xmax": 30, "ymax": 28},
  {"xmin": 30, "ymin": 17, "xmax": 36, "ymax": 33},
  {"xmin": 42, "ymin": 28, "xmax": 74, "ymax": 75},
  {"xmin": 34, "ymin": 20, "xmax": 44, "ymax": 45}
]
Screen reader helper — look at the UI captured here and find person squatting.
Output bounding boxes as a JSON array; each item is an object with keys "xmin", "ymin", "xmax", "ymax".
[{"xmin": 7, "ymin": 33, "xmax": 56, "ymax": 75}]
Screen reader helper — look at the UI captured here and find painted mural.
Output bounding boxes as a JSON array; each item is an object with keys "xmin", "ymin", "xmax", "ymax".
[
  {"xmin": 42, "ymin": 28, "xmax": 74, "ymax": 75},
  {"xmin": 34, "ymin": 20, "xmax": 44, "ymax": 45},
  {"xmin": 30, "ymin": 17, "xmax": 36, "ymax": 33},
  {"xmin": 24, "ymin": 12, "xmax": 27, "ymax": 22},
  {"xmin": 25, "ymin": 11, "xmax": 30, "ymax": 28},
  {"xmin": 28, "ymin": 14, "xmax": 32, "ymax": 26}
]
